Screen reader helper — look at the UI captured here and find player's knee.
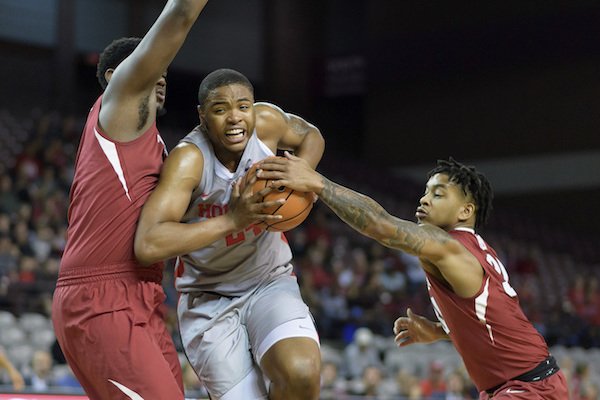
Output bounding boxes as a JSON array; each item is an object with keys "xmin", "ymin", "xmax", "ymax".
[{"xmin": 275, "ymin": 353, "xmax": 320, "ymax": 393}]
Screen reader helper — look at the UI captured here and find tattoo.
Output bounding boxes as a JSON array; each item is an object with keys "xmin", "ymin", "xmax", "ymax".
[
  {"xmin": 319, "ymin": 178, "xmax": 450, "ymax": 256},
  {"xmin": 289, "ymin": 116, "xmax": 310, "ymax": 137},
  {"xmin": 137, "ymin": 96, "xmax": 150, "ymax": 131}
]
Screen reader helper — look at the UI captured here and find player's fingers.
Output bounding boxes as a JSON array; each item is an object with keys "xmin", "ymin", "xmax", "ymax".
[
  {"xmin": 256, "ymin": 167, "xmax": 286, "ymax": 180},
  {"xmin": 240, "ymin": 174, "xmax": 258, "ymax": 196},
  {"xmin": 231, "ymin": 178, "xmax": 241, "ymax": 198},
  {"xmin": 257, "ymin": 213, "xmax": 283, "ymax": 221},
  {"xmin": 283, "ymin": 150, "xmax": 301, "ymax": 160},
  {"xmin": 394, "ymin": 332, "xmax": 413, "ymax": 347},
  {"xmin": 260, "ymin": 199, "xmax": 285, "ymax": 208},
  {"xmin": 261, "ymin": 155, "xmax": 282, "ymax": 163},
  {"xmin": 259, "ymin": 158, "xmax": 287, "ymax": 170},
  {"xmin": 266, "ymin": 179, "xmax": 289, "ymax": 189},
  {"xmin": 394, "ymin": 316, "xmax": 409, "ymax": 330},
  {"xmin": 256, "ymin": 185, "xmax": 277, "ymax": 197}
]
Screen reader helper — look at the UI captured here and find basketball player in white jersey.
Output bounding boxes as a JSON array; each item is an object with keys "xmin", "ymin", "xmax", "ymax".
[{"xmin": 134, "ymin": 69, "xmax": 325, "ymax": 400}]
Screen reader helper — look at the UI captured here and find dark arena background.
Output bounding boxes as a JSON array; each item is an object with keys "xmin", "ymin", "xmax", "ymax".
[{"xmin": 0, "ymin": 1, "xmax": 599, "ymax": 399}]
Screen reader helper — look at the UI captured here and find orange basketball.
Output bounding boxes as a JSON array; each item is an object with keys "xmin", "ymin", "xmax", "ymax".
[{"xmin": 242, "ymin": 163, "xmax": 313, "ymax": 232}]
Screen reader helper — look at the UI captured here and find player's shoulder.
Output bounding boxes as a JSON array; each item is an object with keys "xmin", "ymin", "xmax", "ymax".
[
  {"xmin": 255, "ymin": 102, "xmax": 288, "ymax": 142},
  {"xmin": 164, "ymin": 141, "xmax": 204, "ymax": 171},
  {"xmin": 159, "ymin": 142, "xmax": 205, "ymax": 185},
  {"xmin": 255, "ymin": 102, "xmax": 288, "ymax": 125},
  {"xmin": 171, "ymin": 141, "xmax": 204, "ymax": 159},
  {"xmin": 254, "ymin": 101, "xmax": 285, "ymax": 114}
]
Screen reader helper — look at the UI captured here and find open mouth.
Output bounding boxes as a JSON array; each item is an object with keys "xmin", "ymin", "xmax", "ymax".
[{"xmin": 225, "ymin": 128, "xmax": 245, "ymax": 143}]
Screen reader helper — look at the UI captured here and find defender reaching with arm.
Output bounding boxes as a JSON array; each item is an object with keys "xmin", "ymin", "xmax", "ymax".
[{"xmin": 258, "ymin": 154, "xmax": 568, "ymax": 399}]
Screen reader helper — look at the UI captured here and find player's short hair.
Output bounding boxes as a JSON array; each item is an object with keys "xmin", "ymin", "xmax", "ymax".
[
  {"xmin": 427, "ymin": 157, "xmax": 494, "ymax": 228},
  {"xmin": 197, "ymin": 68, "xmax": 254, "ymax": 108},
  {"xmin": 96, "ymin": 37, "xmax": 142, "ymax": 90}
]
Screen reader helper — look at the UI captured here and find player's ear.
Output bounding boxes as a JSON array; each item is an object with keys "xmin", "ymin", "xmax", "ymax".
[
  {"xmin": 458, "ymin": 202, "xmax": 475, "ymax": 223},
  {"xmin": 104, "ymin": 69, "xmax": 115, "ymax": 84}
]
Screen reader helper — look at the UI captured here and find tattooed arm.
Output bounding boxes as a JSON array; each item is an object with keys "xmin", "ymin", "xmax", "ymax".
[
  {"xmin": 318, "ymin": 176, "xmax": 454, "ymax": 259},
  {"xmin": 258, "ymin": 153, "xmax": 484, "ymax": 297}
]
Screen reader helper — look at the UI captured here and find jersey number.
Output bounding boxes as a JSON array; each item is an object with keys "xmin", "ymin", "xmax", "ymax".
[
  {"xmin": 485, "ymin": 254, "xmax": 517, "ymax": 297},
  {"xmin": 225, "ymin": 224, "xmax": 263, "ymax": 246}
]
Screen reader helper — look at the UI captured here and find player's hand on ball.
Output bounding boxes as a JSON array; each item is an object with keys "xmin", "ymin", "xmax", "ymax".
[
  {"xmin": 257, "ymin": 151, "xmax": 321, "ymax": 193},
  {"xmin": 228, "ymin": 173, "xmax": 283, "ymax": 229}
]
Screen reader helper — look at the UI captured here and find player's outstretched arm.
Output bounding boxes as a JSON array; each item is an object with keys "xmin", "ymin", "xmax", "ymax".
[
  {"xmin": 134, "ymin": 143, "xmax": 282, "ymax": 266},
  {"xmin": 258, "ymin": 153, "xmax": 483, "ymax": 296},
  {"xmin": 101, "ymin": 0, "xmax": 209, "ymax": 139},
  {"xmin": 258, "ymin": 153, "xmax": 450, "ymax": 259},
  {"xmin": 393, "ymin": 308, "xmax": 449, "ymax": 347}
]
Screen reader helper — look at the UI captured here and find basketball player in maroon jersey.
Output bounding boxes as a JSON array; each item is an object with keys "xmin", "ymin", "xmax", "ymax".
[
  {"xmin": 257, "ymin": 155, "xmax": 569, "ymax": 399},
  {"xmin": 51, "ymin": 1, "xmax": 209, "ymax": 399}
]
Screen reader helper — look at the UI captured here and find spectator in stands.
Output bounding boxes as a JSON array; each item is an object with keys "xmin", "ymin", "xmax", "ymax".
[
  {"xmin": 343, "ymin": 327, "xmax": 382, "ymax": 379},
  {"xmin": 320, "ymin": 361, "xmax": 347, "ymax": 399},
  {"xmin": 0, "ymin": 233, "xmax": 18, "ymax": 279},
  {"xmin": 25, "ymin": 350, "xmax": 54, "ymax": 392},
  {"xmin": 0, "ymin": 346, "xmax": 24, "ymax": 391},
  {"xmin": 393, "ymin": 368, "xmax": 422, "ymax": 399},
  {"xmin": 53, "ymin": 364, "xmax": 82, "ymax": 391},
  {"xmin": 445, "ymin": 369, "xmax": 469, "ymax": 400},
  {"xmin": 0, "ymin": 175, "xmax": 19, "ymax": 215},
  {"xmin": 571, "ymin": 362, "xmax": 599, "ymax": 400},
  {"xmin": 419, "ymin": 360, "xmax": 447, "ymax": 399},
  {"xmin": 568, "ymin": 274, "xmax": 587, "ymax": 316},
  {"xmin": 348, "ymin": 364, "xmax": 386, "ymax": 398}
]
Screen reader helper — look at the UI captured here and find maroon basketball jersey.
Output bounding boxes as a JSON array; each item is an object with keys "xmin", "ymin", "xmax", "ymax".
[
  {"xmin": 424, "ymin": 227, "xmax": 549, "ymax": 391},
  {"xmin": 59, "ymin": 96, "xmax": 167, "ymax": 278}
]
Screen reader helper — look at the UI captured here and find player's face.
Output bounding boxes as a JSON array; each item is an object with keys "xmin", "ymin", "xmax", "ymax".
[
  {"xmin": 199, "ymin": 84, "xmax": 256, "ymax": 159},
  {"xmin": 416, "ymin": 173, "xmax": 471, "ymax": 230}
]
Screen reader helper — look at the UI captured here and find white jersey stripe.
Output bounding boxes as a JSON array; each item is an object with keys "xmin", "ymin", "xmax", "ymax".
[
  {"xmin": 108, "ymin": 379, "xmax": 144, "ymax": 400},
  {"xmin": 475, "ymin": 276, "xmax": 494, "ymax": 343},
  {"xmin": 94, "ymin": 129, "xmax": 132, "ymax": 201}
]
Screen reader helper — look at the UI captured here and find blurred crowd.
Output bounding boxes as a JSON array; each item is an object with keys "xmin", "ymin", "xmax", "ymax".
[{"xmin": 0, "ymin": 108, "xmax": 599, "ymax": 399}]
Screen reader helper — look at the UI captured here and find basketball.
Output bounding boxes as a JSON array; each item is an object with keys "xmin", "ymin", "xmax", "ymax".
[{"xmin": 242, "ymin": 163, "xmax": 314, "ymax": 232}]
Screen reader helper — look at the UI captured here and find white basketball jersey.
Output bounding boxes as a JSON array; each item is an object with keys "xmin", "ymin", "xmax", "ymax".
[{"xmin": 175, "ymin": 127, "xmax": 293, "ymax": 296}]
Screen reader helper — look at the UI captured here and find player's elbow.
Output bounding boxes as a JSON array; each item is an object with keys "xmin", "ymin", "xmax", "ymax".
[
  {"xmin": 172, "ymin": 0, "xmax": 207, "ymax": 24},
  {"xmin": 309, "ymin": 128, "xmax": 325, "ymax": 153},
  {"xmin": 134, "ymin": 236, "xmax": 161, "ymax": 267},
  {"xmin": 369, "ymin": 224, "xmax": 391, "ymax": 245}
]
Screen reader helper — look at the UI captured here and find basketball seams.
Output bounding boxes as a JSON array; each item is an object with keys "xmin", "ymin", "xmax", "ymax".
[{"xmin": 266, "ymin": 198, "xmax": 313, "ymax": 230}]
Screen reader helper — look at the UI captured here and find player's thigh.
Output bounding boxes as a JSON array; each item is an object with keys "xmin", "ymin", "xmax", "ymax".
[
  {"xmin": 148, "ymin": 307, "xmax": 183, "ymax": 388},
  {"xmin": 61, "ymin": 309, "xmax": 183, "ymax": 399},
  {"xmin": 246, "ymin": 273, "xmax": 316, "ymax": 355},
  {"xmin": 245, "ymin": 276, "xmax": 320, "ymax": 375},
  {"xmin": 179, "ymin": 292, "xmax": 259, "ymax": 399}
]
